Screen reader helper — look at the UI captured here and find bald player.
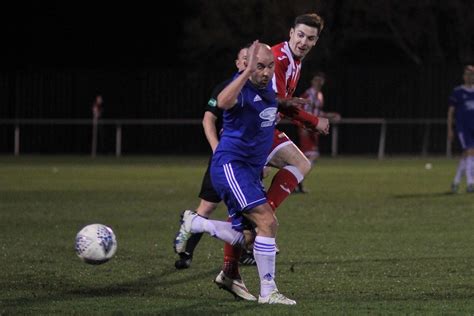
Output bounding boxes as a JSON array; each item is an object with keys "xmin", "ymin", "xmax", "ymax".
[{"xmin": 175, "ymin": 41, "xmax": 296, "ymax": 305}]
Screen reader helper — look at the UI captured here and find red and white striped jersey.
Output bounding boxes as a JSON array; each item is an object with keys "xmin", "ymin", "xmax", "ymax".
[
  {"xmin": 271, "ymin": 41, "xmax": 302, "ymax": 98},
  {"xmin": 300, "ymin": 87, "xmax": 324, "ymax": 116}
]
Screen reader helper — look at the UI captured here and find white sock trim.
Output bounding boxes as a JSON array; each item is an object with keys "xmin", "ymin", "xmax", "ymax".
[
  {"xmin": 266, "ymin": 140, "xmax": 292, "ymax": 165},
  {"xmin": 467, "ymin": 156, "xmax": 474, "ymax": 184},
  {"xmin": 454, "ymin": 158, "xmax": 466, "ymax": 184},
  {"xmin": 283, "ymin": 165, "xmax": 304, "ymax": 183}
]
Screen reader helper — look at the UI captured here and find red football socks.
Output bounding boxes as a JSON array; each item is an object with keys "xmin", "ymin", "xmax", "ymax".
[
  {"xmin": 222, "ymin": 218, "xmax": 242, "ymax": 279},
  {"xmin": 266, "ymin": 168, "xmax": 299, "ymax": 212}
]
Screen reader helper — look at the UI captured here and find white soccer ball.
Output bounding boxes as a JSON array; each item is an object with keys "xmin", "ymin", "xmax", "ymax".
[{"xmin": 75, "ymin": 224, "xmax": 117, "ymax": 265}]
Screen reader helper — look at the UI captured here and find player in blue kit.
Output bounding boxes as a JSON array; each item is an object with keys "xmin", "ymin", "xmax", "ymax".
[
  {"xmin": 175, "ymin": 41, "xmax": 296, "ymax": 305},
  {"xmin": 448, "ymin": 65, "xmax": 474, "ymax": 193}
]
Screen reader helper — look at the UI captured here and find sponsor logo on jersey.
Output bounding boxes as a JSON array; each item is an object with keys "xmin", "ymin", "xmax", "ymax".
[
  {"xmin": 277, "ymin": 55, "xmax": 288, "ymax": 61},
  {"xmin": 465, "ymin": 100, "xmax": 474, "ymax": 110},
  {"xmin": 259, "ymin": 107, "xmax": 277, "ymax": 127},
  {"xmin": 208, "ymin": 98, "xmax": 217, "ymax": 107}
]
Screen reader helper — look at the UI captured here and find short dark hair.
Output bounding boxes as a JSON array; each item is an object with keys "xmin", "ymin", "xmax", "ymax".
[
  {"xmin": 236, "ymin": 43, "xmax": 252, "ymax": 59},
  {"xmin": 294, "ymin": 13, "xmax": 324, "ymax": 33},
  {"xmin": 313, "ymin": 72, "xmax": 326, "ymax": 80}
]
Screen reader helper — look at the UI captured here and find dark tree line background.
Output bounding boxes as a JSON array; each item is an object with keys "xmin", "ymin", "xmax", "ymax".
[
  {"xmin": 0, "ymin": 0, "xmax": 473, "ymax": 154},
  {"xmin": 2, "ymin": 1, "xmax": 472, "ymax": 69}
]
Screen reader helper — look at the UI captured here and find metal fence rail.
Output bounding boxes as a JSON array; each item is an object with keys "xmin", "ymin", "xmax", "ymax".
[{"xmin": 0, "ymin": 118, "xmax": 449, "ymax": 158}]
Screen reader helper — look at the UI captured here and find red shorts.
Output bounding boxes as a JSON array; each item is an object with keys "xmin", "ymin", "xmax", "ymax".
[
  {"xmin": 298, "ymin": 127, "xmax": 319, "ymax": 157},
  {"xmin": 266, "ymin": 129, "xmax": 292, "ymax": 164}
]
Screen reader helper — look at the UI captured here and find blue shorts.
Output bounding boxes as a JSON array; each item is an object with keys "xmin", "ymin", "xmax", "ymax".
[
  {"xmin": 210, "ymin": 159, "xmax": 267, "ymax": 232},
  {"xmin": 457, "ymin": 126, "xmax": 474, "ymax": 150}
]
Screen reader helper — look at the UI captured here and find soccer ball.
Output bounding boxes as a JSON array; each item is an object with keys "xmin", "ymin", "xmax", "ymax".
[{"xmin": 75, "ymin": 224, "xmax": 117, "ymax": 265}]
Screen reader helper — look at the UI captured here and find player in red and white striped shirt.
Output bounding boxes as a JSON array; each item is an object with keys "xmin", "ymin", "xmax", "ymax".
[
  {"xmin": 221, "ymin": 13, "xmax": 330, "ymax": 291},
  {"xmin": 266, "ymin": 13, "xmax": 327, "ymax": 206}
]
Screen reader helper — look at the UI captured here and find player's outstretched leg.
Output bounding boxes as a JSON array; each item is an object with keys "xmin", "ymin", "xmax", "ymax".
[
  {"xmin": 174, "ymin": 210, "xmax": 257, "ymax": 300},
  {"xmin": 174, "ymin": 199, "xmax": 218, "ymax": 269},
  {"xmin": 174, "ymin": 209, "xmax": 247, "ymax": 253}
]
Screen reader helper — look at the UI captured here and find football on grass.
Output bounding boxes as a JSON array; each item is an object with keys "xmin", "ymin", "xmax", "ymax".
[{"xmin": 75, "ymin": 224, "xmax": 117, "ymax": 264}]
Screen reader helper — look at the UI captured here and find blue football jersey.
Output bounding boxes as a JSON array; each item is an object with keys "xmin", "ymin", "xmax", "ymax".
[
  {"xmin": 214, "ymin": 76, "xmax": 278, "ymax": 169},
  {"xmin": 449, "ymin": 86, "xmax": 474, "ymax": 130}
]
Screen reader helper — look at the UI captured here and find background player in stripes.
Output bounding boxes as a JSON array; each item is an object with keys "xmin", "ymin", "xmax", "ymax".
[{"xmin": 296, "ymin": 72, "xmax": 340, "ymax": 192}]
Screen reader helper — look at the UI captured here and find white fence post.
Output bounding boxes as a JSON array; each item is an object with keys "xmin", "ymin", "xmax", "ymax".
[
  {"xmin": 0, "ymin": 118, "xmax": 449, "ymax": 158},
  {"xmin": 14, "ymin": 124, "xmax": 20, "ymax": 156},
  {"xmin": 116, "ymin": 124, "xmax": 122, "ymax": 157},
  {"xmin": 91, "ymin": 118, "xmax": 98, "ymax": 158},
  {"xmin": 421, "ymin": 123, "xmax": 430, "ymax": 156},
  {"xmin": 331, "ymin": 124, "xmax": 338, "ymax": 157},
  {"xmin": 378, "ymin": 122, "xmax": 387, "ymax": 160}
]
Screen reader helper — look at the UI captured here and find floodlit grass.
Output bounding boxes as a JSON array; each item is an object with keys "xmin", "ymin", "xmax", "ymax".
[{"xmin": 0, "ymin": 156, "xmax": 473, "ymax": 314}]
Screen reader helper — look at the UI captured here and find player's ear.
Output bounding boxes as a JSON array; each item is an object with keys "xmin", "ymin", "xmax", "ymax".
[{"xmin": 289, "ymin": 28, "xmax": 294, "ymax": 38}]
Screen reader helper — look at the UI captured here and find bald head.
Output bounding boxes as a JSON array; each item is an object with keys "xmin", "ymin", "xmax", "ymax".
[
  {"xmin": 256, "ymin": 43, "xmax": 273, "ymax": 60},
  {"xmin": 249, "ymin": 43, "xmax": 275, "ymax": 89}
]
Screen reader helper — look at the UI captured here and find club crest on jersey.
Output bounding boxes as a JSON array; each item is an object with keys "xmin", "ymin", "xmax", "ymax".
[{"xmin": 259, "ymin": 107, "xmax": 277, "ymax": 127}]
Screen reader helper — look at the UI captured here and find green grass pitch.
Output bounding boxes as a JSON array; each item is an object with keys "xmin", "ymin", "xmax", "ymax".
[{"xmin": 0, "ymin": 156, "xmax": 473, "ymax": 314}]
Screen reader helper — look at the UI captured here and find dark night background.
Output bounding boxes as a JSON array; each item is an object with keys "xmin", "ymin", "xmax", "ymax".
[{"xmin": 0, "ymin": 0, "xmax": 473, "ymax": 154}]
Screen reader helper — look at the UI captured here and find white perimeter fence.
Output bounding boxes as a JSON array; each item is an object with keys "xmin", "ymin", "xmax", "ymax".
[{"xmin": 0, "ymin": 118, "xmax": 451, "ymax": 159}]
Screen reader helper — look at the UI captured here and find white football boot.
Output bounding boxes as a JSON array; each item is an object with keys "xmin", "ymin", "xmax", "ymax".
[
  {"xmin": 173, "ymin": 210, "xmax": 197, "ymax": 254},
  {"xmin": 214, "ymin": 271, "xmax": 257, "ymax": 301},
  {"xmin": 258, "ymin": 289, "xmax": 296, "ymax": 305}
]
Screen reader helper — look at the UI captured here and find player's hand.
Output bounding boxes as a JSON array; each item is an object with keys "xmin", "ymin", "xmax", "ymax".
[
  {"xmin": 245, "ymin": 40, "xmax": 260, "ymax": 74},
  {"xmin": 277, "ymin": 98, "xmax": 309, "ymax": 117},
  {"xmin": 315, "ymin": 117, "xmax": 330, "ymax": 135},
  {"xmin": 285, "ymin": 97, "xmax": 309, "ymax": 108}
]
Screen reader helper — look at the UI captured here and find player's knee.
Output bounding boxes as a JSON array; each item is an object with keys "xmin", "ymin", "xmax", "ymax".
[
  {"xmin": 268, "ymin": 216, "xmax": 278, "ymax": 233},
  {"xmin": 297, "ymin": 158, "xmax": 312, "ymax": 176},
  {"xmin": 257, "ymin": 213, "xmax": 278, "ymax": 236}
]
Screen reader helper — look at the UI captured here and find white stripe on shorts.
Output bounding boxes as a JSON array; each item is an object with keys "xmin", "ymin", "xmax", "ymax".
[
  {"xmin": 223, "ymin": 163, "xmax": 247, "ymax": 208},
  {"xmin": 458, "ymin": 132, "xmax": 466, "ymax": 149}
]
